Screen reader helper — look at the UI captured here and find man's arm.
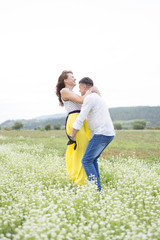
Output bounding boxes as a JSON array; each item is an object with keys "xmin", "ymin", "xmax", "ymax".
[
  {"xmin": 69, "ymin": 128, "xmax": 78, "ymax": 141},
  {"xmin": 70, "ymin": 96, "xmax": 93, "ymax": 139}
]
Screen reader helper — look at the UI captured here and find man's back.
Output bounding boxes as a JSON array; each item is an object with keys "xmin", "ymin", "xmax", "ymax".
[
  {"xmin": 84, "ymin": 93, "xmax": 115, "ymax": 136},
  {"xmin": 73, "ymin": 93, "xmax": 115, "ymax": 136}
]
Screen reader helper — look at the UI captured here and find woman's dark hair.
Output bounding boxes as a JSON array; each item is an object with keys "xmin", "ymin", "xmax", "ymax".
[
  {"xmin": 79, "ymin": 77, "xmax": 93, "ymax": 87},
  {"xmin": 56, "ymin": 70, "xmax": 73, "ymax": 106}
]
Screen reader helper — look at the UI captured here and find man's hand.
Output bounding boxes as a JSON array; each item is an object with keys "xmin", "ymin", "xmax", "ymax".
[
  {"xmin": 70, "ymin": 128, "xmax": 78, "ymax": 141},
  {"xmin": 69, "ymin": 135, "xmax": 76, "ymax": 141}
]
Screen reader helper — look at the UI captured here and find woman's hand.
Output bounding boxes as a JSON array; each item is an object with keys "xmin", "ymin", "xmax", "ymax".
[{"xmin": 87, "ymin": 86, "xmax": 101, "ymax": 96}]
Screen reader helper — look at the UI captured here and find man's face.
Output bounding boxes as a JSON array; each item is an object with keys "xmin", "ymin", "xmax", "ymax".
[{"xmin": 79, "ymin": 83, "xmax": 87, "ymax": 96}]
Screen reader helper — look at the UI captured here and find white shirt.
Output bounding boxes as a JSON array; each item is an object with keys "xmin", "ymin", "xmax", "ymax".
[{"xmin": 73, "ymin": 93, "xmax": 115, "ymax": 136}]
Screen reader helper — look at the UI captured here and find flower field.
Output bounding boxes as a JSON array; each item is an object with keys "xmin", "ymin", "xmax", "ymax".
[{"xmin": 0, "ymin": 130, "xmax": 160, "ymax": 240}]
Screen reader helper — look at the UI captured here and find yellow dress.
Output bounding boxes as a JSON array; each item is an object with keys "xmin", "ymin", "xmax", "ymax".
[{"xmin": 65, "ymin": 112, "xmax": 89, "ymax": 184}]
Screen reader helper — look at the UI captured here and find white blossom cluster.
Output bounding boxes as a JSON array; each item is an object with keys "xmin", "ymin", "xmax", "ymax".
[{"xmin": 0, "ymin": 139, "xmax": 160, "ymax": 240}]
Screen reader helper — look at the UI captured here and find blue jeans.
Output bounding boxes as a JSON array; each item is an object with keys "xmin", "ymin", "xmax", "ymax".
[{"xmin": 81, "ymin": 134, "xmax": 114, "ymax": 190}]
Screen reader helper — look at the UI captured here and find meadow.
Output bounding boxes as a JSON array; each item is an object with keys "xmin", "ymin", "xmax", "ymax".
[{"xmin": 0, "ymin": 130, "xmax": 160, "ymax": 240}]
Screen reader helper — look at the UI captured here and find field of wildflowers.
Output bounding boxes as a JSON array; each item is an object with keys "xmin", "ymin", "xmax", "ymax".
[{"xmin": 0, "ymin": 130, "xmax": 160, "ymax": 240}]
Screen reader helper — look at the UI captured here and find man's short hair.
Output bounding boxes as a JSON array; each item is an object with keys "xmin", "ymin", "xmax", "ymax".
[{"xmin": 79, "ymin": 77, "xmax": 94, "ymax": 87}]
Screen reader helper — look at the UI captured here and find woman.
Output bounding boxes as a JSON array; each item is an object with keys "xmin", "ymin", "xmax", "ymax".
[{"xmin": 56, "ymin": 70, "xmax": 93, "ymax": 185}]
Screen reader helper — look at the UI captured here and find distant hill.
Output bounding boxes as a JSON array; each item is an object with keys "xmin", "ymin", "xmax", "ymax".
[
  {"xmin": 0, "ymin": 106, "xmax": 160, "ymax": 129},
  {"xmin": 0, "ymin": 113, "xmax": 66, "ymax": 130},
  {"xmin": 109, "ymin": 106, "xmax": 160, "ymax": 128},
  {"xmin": 34, "ymin": 113, "xmax": 66, "ymax": 120}
]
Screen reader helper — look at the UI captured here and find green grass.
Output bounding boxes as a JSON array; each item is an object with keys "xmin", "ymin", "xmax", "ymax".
[
  {"xmin": 102, "ymin": 130, "xmax": 160, "ymax": 162},
  {"xmin": 0, "ymin": 130, "xmax": 67, "ymax": 157},
  {"xmin": 0, "ymin": 130, "xmax": 160, "ymax": 240},
  {"xmin": 0, "ymin": 129, "xmax": 159, "ymax": 161}
]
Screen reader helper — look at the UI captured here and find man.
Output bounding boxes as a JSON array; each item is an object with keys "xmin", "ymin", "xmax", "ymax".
[{"xmin": 69, "ymin": 77, "xmax": 115, "ymax": 190}]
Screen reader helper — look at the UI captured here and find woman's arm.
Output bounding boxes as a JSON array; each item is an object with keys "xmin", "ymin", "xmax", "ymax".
[
  {"xmin": 61, "ymin": 86, "xmax": 100, "ymax": 104},
  {"xmin": 61, "ymin": 88, "xmax": 85, "ymax": 104}
]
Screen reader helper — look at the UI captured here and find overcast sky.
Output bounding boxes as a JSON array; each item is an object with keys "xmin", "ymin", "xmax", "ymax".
[{"xmin": 0, "ymin": 0, "xmax": 160, "ymax": 124}]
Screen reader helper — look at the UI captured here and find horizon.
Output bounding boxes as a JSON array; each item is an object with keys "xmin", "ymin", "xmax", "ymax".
[{"xmin": 1, "ymin": 104, "xmax": 160, "ymax": 125}]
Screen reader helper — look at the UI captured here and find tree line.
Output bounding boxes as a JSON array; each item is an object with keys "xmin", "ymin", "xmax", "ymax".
[
  {"xmin": 2, "ymin": 122, "xmax": 63, "ymax": 131},
  {"xmin": 1, "ymin": 106, "xmax": 160, "ymax": 130},
  {"xmin": 1, "ymin": 120, "xmax": 160, "ymax": 131}
]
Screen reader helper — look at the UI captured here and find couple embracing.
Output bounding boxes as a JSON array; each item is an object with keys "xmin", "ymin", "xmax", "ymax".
[{"xmin": 56, "ymin": 70, "xmax": 115, "ymax": 191}]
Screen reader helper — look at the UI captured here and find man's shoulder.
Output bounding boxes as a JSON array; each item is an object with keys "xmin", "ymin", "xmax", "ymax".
[
  {"xmin": 83, "ymin": 93, "xmax": 96, "ymax": 105},
  {"xmin": 85, "ymin": 93, "xmax": 107, "ymax": 108},
  {"xmin": 85, "ymin": 92, "xmax": 100, "ymax": 101}
]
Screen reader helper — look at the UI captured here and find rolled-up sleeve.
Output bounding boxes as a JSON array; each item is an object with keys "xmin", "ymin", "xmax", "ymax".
[{"xmin": 73, "ymin": 96, "xmax": 92, "ymax": 130}]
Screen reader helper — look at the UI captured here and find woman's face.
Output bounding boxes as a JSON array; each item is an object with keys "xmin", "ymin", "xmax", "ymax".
[{"xmin": 64, "ymin": 73, "xmax": 76, "ymax": 87}]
